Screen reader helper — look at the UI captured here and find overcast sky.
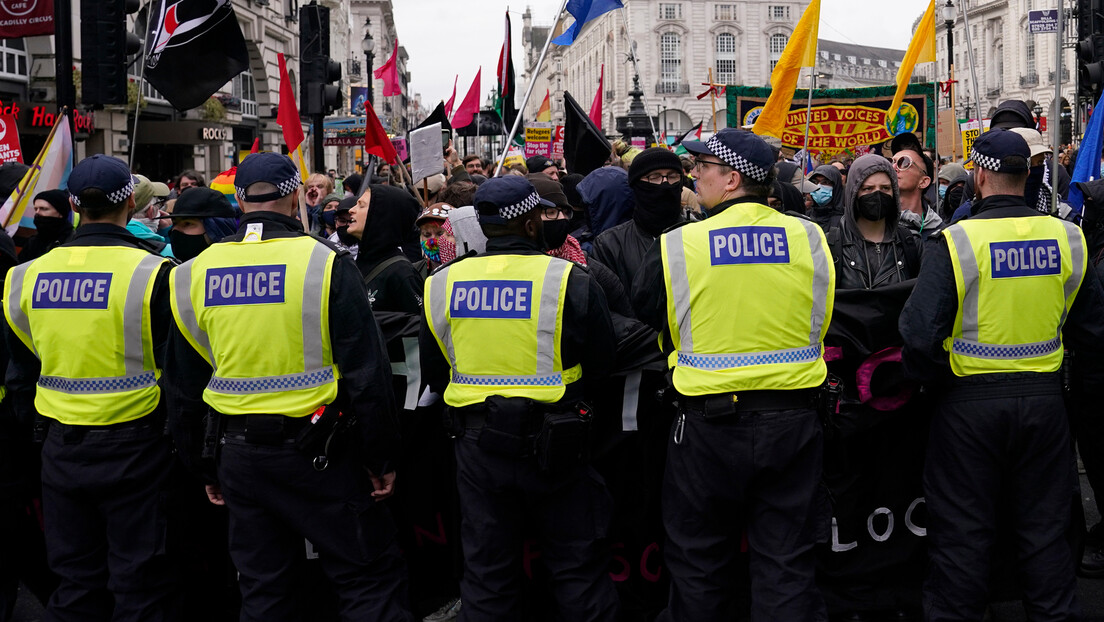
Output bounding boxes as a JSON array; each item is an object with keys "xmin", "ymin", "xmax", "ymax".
[{"xmin": 390, "ymin": 0, "xmax": 934, "ymax": 107}]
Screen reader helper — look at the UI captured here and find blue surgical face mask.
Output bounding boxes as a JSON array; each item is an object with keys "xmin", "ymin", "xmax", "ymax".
[
  {"xmin": 938, "ymin": 183, "xmax": 948, "ymax": 200},
  {"xmin": 811, "ymin": 184, "xmax": 834, "ymax": 207}
]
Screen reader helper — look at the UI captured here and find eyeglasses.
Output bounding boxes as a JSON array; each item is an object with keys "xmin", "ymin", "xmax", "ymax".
[
  {"xmin": 892, "ymin": 155, "xmax": 914, "ymax": 171},
  {"xmin": 541, "ymin": 206, "xmax": 572, "ymax": 220},
  {"xmin": 642, "ymin": 171, "xmax": 684, "ymax": 184},
  {"xmin": 693, "ymin": 158, "xmax": 730, "ymax": 172}
]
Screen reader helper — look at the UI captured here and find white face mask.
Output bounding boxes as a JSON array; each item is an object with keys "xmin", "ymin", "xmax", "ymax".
[{"xmin": 132, "ymin": 217, "xmax": 158, "ymax": 233}]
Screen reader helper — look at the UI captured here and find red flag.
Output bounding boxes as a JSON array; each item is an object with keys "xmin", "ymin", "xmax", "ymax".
[
  {"xmin": 444, "ymin": 75, "xmax": 458, "ymax": 118},
  {"xmin": 589, "ymin": 64, "xmax": 604, "ymax": 130},
  {"xmin": 373, "ymin": 38, "xmax": 402, "ymax": 97},
  {"xmin": 364, "ymin": 100, "xmax": 399, "ymax": 164},
  {"xmin": 276, "ymin": 53, "xmax": 305, "ymax": 152},
  {"xmin": 451, "ymin": 69, "xmax": 481, "ymax": 129},
  {"xmin": 249, "ymin": 137, "xmax": 260, "ymax": 154}
]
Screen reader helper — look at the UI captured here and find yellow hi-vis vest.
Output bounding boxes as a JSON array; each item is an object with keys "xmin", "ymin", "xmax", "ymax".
[
  {"xmin": 425, "ymin": 254, "xmax": 577, "ymax": 407},
  {"xmin": 169, "ymin": 234, "xmax": 340, "ymax": 416},
  {"xmin": 660, "ymin": 201, "xmax": 835, "ymax": 395},
  {"xmin": 4, "ymin": 246, "xmax": 167, "ymax": 425},
  {"xmin": 942, "ymin": 215, "xmax": 1086, "ymax": 376}
]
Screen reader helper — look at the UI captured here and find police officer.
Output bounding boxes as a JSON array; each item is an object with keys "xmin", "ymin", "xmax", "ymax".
[
  {"xmin": 3, "ymin": 154, "xmax": 176, "ymax": 621},
  {"xmin": 163, "ymin": 152, "xmax": 412, "ymax": 621},
  {"xmin": 899, "ymin": 129, "xmax": 1104, "ymax": 620},
  {"xmin": 632, "ymin": 128, "xmax": 835, "ymax": 621},
  {"xmin": 420, "ymin": 176, "xmax": 619, "ymax": 621}
]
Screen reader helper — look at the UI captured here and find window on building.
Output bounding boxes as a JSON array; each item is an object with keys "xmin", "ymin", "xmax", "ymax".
[
  {"xmin": 0, "ymin": 38, "xmax": 27, "ymax": 81},
  {"xmin": 820, "ymin": 50, "xmax": 828, "ymax": 60},
  {"xmin": 660, "ymin": 32, "xmax": 681, "ymax": 90},
  {"xmin": 715, "ymin": 3, "xmax": 735, "ymax": 20},
  {"xmin": 833, "ymin": 53, "xmax": 841, "ymax": 61},
  {"xmin": 863, "ymin": 58, "xmax": 871, "ymax": 65},
  {"xmin": 716, "ymin": 32, "xmax": 737, "ymax": 84},
  {"xmin": 770, "ymin": 33, "xmax": 788, "ymax": 71},
  {"xmin": 878, "ymin": 59, "xmax": 887, "ymax": 68},
  {"xmin": 769, "ymin": 5, "xmax": 790, "ymax": 20},
  {"xmin": 1025, "ymin": 32, "xmax": 1036, "ymax": 77},
  {"xmin": 659, "ymin": 3, "xmax": 682, "ymax": 19},
  {"xmin": 233, "ymin": 71, "xmax": 258, "ymax": 118}
]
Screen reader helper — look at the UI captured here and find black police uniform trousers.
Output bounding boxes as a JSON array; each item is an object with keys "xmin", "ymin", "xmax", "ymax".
[
  {"xmin": 923, "ymin": 380, "xmax": 1080, "ymax": 622},
  {"xmin": 658, "ymin": 404, "xmax": 828, "ymax": 622},
  {"xmin": 216, "ymin": 426, "xmax": 412, "ymax": 622},
  {"xmin": 40, "ymin": 417, "xmax": 178, "ymax": 622},
  {"xmin": 453, "ymin": 433, "xmax": 619, "ymax": 622}
]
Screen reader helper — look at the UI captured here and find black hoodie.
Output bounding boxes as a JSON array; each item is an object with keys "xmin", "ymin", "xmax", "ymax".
[
  {"xmin": 354, "ymin": 184, "xmax": 425, "ymax": 314},
  {"xmin": 807, "ymin": 164, "xmax": 845, "ymax": 231}
]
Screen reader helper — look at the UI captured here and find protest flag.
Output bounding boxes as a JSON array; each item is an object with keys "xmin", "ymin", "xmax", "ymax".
[
  {"xmin": 444, "ymin": 75, "xmax": 458, "ymax": 118},
  {"xmin": 537, "ymin": 90, "xmax": 552, "ymax": 123},
  {"xmin": 374, "ymin": 38, "xmax": 402, "ymax": 97},
  {"xmin": 888, "ymin": 0, "xmax": 936, "ymax": 127},
  {"xmin": 563, "ymin": 91, "xmax": 611, "ymax": 177},
  {"xmin": 143, "ymin": 0, "xmax": 249, "ymax": 110},
  {"xmin": 553, "ymin": 0, "xmax": 624, "ymax": 46},
  {"xmin": 249, "ymin": 137, "xmax": 260, "ymax": 154},
  {"xmin": 673, "ymin": 121, "xmax": 703, "ymax": 146},
  {"xmin": 1068, "ymin": 92, "xmax": 1104, "ymax": 212},
  {"xmin": 0, "ymin": 112, "xmax": 72, "ymax": 235},
  {"xmin": 452, "ymin": 69, "xmax": 482, "ymax": 129},
  {"xmin": 590, "ymin": 64, "xmax": 604, "ymax": 130},
  {"xmin": 416, "ymin": 102, "xmax": 453, "ymax": 132},
  {"xmin": 365, "ymin": 101, "xmax": 399, "ymax": 164},
  {"xmin": 496, "ymin": 12, "xmax": 518, "ymax": 132},
  {"xmin": 276, "ymin": 53, "xmax": 310, "ymax": 226},
  {"xmin": 752, "ymin": 0, "xmax": 820, "ymax": 138}
]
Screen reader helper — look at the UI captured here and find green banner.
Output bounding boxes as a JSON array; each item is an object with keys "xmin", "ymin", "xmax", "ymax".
[{"xmin": 726, "ymin": 83, "xmax": 936, "ymax": 158}]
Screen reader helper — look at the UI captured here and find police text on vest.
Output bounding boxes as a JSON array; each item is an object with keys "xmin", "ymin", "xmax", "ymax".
[
  {"xmin": 451, "ymin": 280, "xmax": 533, "ymax": 319},
  {"xmin": 32, "ymin": 273, "xmax": 112, "ymax": 309},
  {"xmin": 710, "ymin": 226, "xmax": 790, "ymax": 266},
  {"xmin": 990, "ymin": 239, "xmax": 1061, "ymax": 279},
  {"xmin": 205, "ymin": 265, "xmax": 287, "ymax": 306}
]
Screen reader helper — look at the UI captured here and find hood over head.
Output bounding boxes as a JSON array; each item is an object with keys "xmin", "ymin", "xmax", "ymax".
[
  {"xmin": 808, "ymin": 164, "xmax": 845, "ymax": 212},
  {"xmin": 577, "ymin": 166, "xmax": 634, "ymax": 237},
  {"xmin": 843, "ymin": 154, "xmax": 901, "ymax": 234},
  {"xmin": 357, "ymin": 184, "xmax": 421, "ymax": 261}
]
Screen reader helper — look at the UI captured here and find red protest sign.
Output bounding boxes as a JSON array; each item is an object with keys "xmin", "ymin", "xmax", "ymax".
[
  {"xmin": 0, "ymin": 0, "xmax": 54, "ymax": 38},
  {"xmin": 0, "ymin": 113, "xmax": 24, "ymax": 163}
]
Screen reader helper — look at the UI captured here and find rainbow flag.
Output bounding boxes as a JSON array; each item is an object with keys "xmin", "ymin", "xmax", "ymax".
[
  {"xmin": 210, "ymin": 167, "xmax": 238, "ymax": 208},
  {"xmin": 0, "ymin": 112, "xmax": 73, "ymax": 235},
  {"xmin": 536, "ymin": 90, "xmax": 551, "ymax": 122}
]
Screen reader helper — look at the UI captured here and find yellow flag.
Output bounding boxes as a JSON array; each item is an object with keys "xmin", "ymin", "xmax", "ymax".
[
  {"xmin": 888, "ymin": 0, "xmax": 936, "ymax": 128},
  {"xmin": 752, "ymin": 0, "xmax": 820, "ymax": 139}
]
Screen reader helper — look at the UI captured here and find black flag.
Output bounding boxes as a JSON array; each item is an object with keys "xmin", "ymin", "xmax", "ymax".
[
  {"xmin": 563, "ymin": 91, "xmax": 611, "ymax": 177},
  {"xmin": 415, "ymin": 101, "xmax": 453, "ymax": 132},
  {"xmin": 143, "ymin": 0, "xmax": 249, "ymax": 111}
]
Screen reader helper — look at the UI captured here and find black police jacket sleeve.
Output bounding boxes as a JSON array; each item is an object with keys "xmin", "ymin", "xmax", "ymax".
[
  {"xmin": 899, "ymin": 236, "xmax": 959, "ymax": 384},
  {"xmin": 165, "ymin": 323, "xmax": 215, "ymax": 482},
  {"xmin": 631, "ymin": 240, "xmax": 668, "ymax": 333},
  {"xmin": 4, "ymin": 319, "xmax": 40, "ymax": 430},
  {"xmin": 330, "ymin": 253, "xmax": 401, "ymax": 475},
  {"xmin": 1062, "ymin": 260, "xmax": 1104, "ymax": 387}
]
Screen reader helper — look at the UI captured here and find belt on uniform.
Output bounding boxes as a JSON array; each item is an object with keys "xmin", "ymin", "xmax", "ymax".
[
  {"xmin": 680, "ymin": 389, "xmax": 817, "ymax": 418},
  {"xmin": 223, "ymin": 414, "xmax": 310, "ymax": 444},
  {"xmin": 49, "ymin": 412, "xmax": 164, "ymax": 444}
]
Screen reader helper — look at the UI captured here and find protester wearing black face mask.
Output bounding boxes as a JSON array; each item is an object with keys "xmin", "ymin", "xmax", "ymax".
[
  {"xmin": 18, "ymin": 189, "xmax": 73, "ymax": 262},
  {"xmin": 591, "ymin": 148, "xmax": 688, "ymax": 301},
  {"xmin": 825, "ymin": 154, "xmax": 920, "ymax": 290},
  {"xmin": 166, "ymin": 187, "xmax": 238, "ymax": 261}
]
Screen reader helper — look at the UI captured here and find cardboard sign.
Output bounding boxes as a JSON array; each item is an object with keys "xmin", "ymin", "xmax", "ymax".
[
  {"xmin": 0, "ymin": 113, "xmax": 22, "ymax": 163},
  {"xmin": 524, "ymin": 124, "xmax": 552, "ymax": 158},
  {"xmin": 391, "ymin": 136, "xmax": 409, "ymax": 163},
  {"xmin": 552, "ymin": 125, "xmax": 565, "ymax": 160},
  {"xmin": 409, "ymin": 123, "xmax": 443, "ymax": 185}
]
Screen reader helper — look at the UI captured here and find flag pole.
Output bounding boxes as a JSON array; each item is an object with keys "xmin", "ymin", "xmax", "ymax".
[
  {"xmin": 959, "ymin": 0, "xmax": 983, "ymax": 128},
  {"xmin": 618, "ymin": 6, "xmax": 660, "ymax": 142},
  {"xmin": 1051, "ymin": 0, "xmax": 1063, "ymax": 215},
  {"xmin": 803, "ymin": 69, "xmax": 816, "ymax": 170},
  {"xmin": 495, "ymin": 0, "xmax": 569, "ymax": 176},
  {"xmin": 708, "ymin": 68, "xmax": 717, "ymax": 133},
  {"xmin": 129, "ymin": 2, "xmax": 152, "ymax": 170}
]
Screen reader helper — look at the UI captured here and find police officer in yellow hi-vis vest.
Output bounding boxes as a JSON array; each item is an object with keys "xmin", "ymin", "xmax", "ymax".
[
  {"xmin": 632, "ymin": 128, "xmax": 835, "ymax": 621},
  {"xmin": 2, "ymin": 154, "xmax": 177, "ymax": 622},
  {"xmin": 420, "ymin": 175, "xmax": 619, "ymax": 621},
  {"xmin": 901, "ymin": 129, "xmax": 1104, "ymax": 621},
  {"xmin": 163, "ymin": 152, "xmax": 412, "ymax": 621}
]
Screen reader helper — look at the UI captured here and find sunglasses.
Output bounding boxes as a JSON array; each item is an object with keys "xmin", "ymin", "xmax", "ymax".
[{"xmin": 892, "ymin": 155, "xmax": 914, "ymax": 171}]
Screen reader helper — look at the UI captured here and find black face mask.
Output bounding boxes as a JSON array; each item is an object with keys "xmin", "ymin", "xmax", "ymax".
[
  {"xmin": 1024, "ymin": 164, "xmax": 1047, "ymax": 212},
  {"xmin": 336, "ymin": 226, "xmax": 359, "ymax": 247},
  {"xmin": 631, "ymin": 180, "xmax": 683, "ymax": 236},
  {"xmin": 542, "ymin": 219, "xmax": 573, "ymax": 249},
  {"xmin": 169, "ymin": 230, "xmax": 210, "ymax": 261},
  {"xmin": 33, "ymin": 215, "xmax": 70, "ymax": 240},
  {"xmin": 855, "ymin": 191, "xmax": 896, "ymax": 221}
]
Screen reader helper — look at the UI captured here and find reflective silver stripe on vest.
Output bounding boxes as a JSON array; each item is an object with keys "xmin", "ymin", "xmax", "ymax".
[
  {"xmin": 123, "ymin": 255, "xmax": 165, "ymax": 377},
  {"xmin": 1060, "ymin": 221, "xmax": 1086, "ymax": 326},
  {"xmin": 172, "ymin": 259, "xmax": 216, "ymax": 367},
  {"xmin": 428, "ymin": 265, "xmax": 455, "ymax": 367},
  {"xmin": 621, "ymin": 370, "xmax": 642, "ymax": 432},
  {"xmin": 301, "ymin": 242, "xmax": 331, "ymax": 371},
  {"xmin": 664, "ymin": 227, "xmax": 694, "ymax": 352},
  {"xmin": 208, "ymin": 367, "xmax": 335, "ymax": 394},
  {"xmin": 536, "ymin": 259, "xmax": 571, "ymax": 375},
  {"xmin": 452, "ymin": 370, "xmax": 566, "ymax": 387},
  {"xmin": 945, "ymin": 226, "xmax": 982, "ymax": 342},
  {"xmin": 38, "ymin": 371, "xmax": 158, "ymax": 394},
  {"xmin": 6, "ymin": 263, "xmax": 32, "ymax": 350},
  {"xmin": 677, "ymin": 344, "xmax": 822, "ymax": 369},
  {"xmin": 800, "ymin": 219, "xmax": 832, "ymax": 345}
]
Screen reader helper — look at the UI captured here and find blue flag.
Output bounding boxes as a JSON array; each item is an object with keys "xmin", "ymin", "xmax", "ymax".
[
  {"xmin": 552, "ymin": 0, "xmax": 624, "ymax": 46},
  {"xmin": 1068, "ymin": 92, "xmax": 1104, "ymax": 213}
]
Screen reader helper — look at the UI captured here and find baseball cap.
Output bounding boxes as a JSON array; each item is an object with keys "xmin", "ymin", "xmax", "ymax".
[
  {"xmin": 526, "ymin": 173, "xmax": 570, "ymax": 208},
  {"xmin": 968, "ymin": 128, "xmax": 1031, "ymax": 174},
  {"xmin": 234, "ymin": 152, "xmax": 301, "ymax": 203},
  {"xmin": 682, "ymin": 128, "xmax": 774, "ymax": 183},
  {"xmin": 416, "ymin": 203, "xmax": 452, "ymax": 226},
  {"xmin": 170, "ymin": 187, "xmax": 236, "ymax": 219},
  {"xmin": 526, "ymin": 155, "xmax": 555, "ymax": 173},
  {"xmin": 473, "ymin": 175, "xmax": 555, "ymax": 224},
  {"xmin": 132, "ymin": 174, "xmax": 170, "ymax": 211},
  {"xmin": 67, "ymin": 154, "xmax": 139, "ymax": 208}
]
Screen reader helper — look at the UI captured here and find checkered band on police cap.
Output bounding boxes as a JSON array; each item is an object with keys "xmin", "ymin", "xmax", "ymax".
[
  {"xmin": 70, "ymin": 177, "xmax": 136, "ymax": 207},
  {"xmin": 971, "ymin": 152, "xmax": 1001, "ymax": 172},
  {"xmin": 499, "ymin": 191, "xmax": 541, "ymax": 221},
  {"xmin": 234, "ymin": 171, "xmax": 301, "ymax": 201},
  {"xmin": 968, "ymin": 128, "xmax": 1031, "ymax": 174},
  {"xmin": 705, "ymin": 134, "xmax": 770, "ymax": 183}
]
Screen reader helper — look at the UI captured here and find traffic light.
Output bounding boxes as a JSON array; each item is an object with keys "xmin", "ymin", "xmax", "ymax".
[
  {"xmin": 299, "ymin": 2, "xmax": 343, "ymax": 117},
  {"xmin": 81, "ymin": 0, "xmax": 142, "ymax": 107},
  {"xmin": 1079, "ymin": 35, "xmax": 1104, "ymax": 101}
]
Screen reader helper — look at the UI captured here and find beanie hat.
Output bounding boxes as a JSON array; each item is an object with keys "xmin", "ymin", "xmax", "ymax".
[
  {"xmin": 628, "ymin": 147, "xmax": 684, "ymax": 184},
  {"xmin": 35, "ymin": 189, "xmax": 71, "ymax": 219}
]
